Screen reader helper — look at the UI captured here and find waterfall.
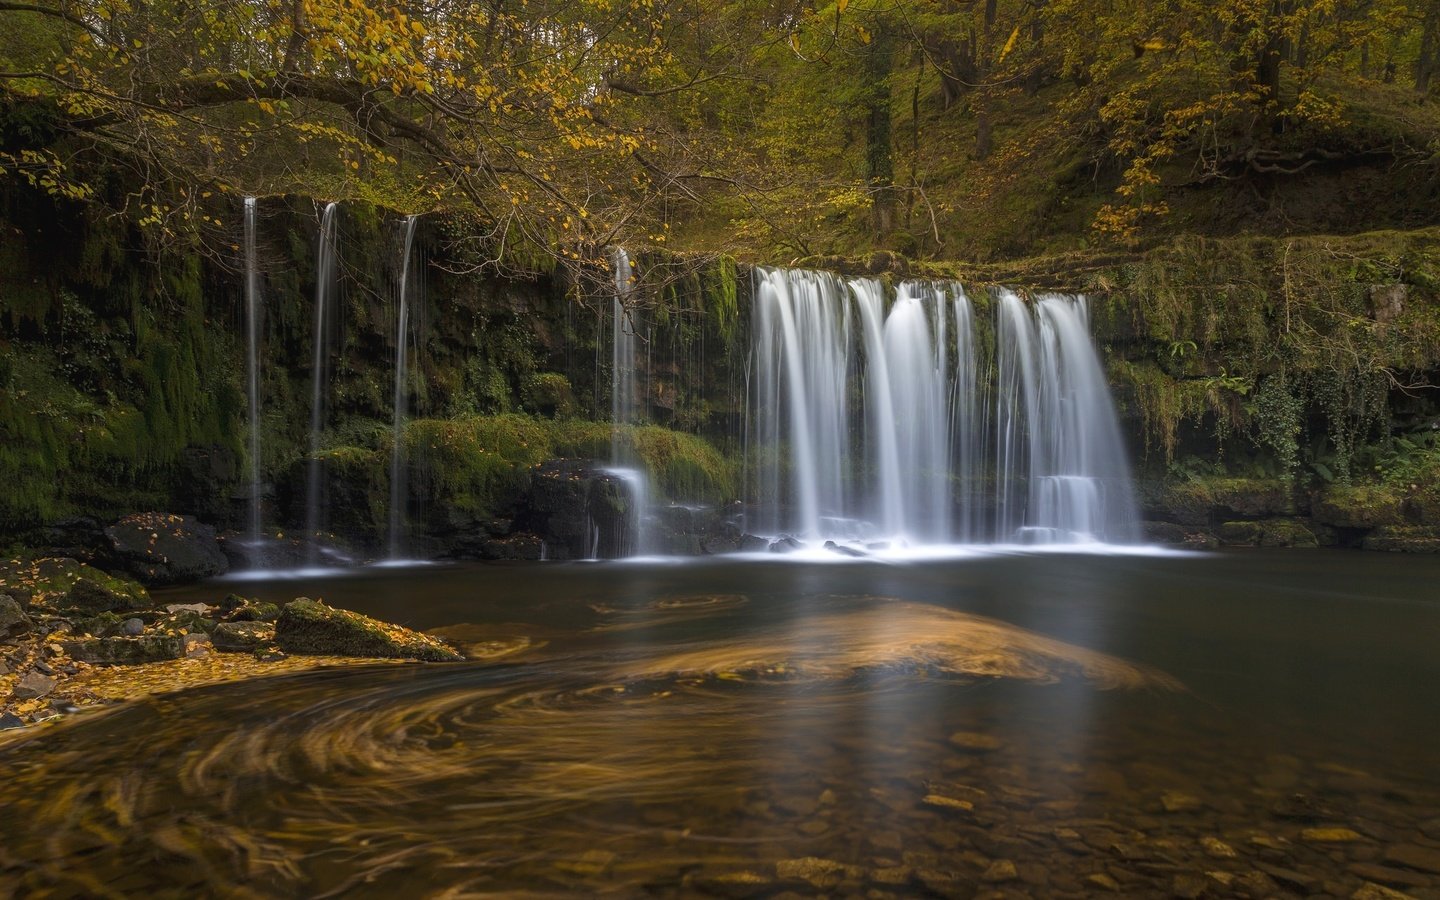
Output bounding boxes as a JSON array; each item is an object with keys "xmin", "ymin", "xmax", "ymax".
[
  {"xmin": 388, "ymin": 215, "xmax": 419, "ymax": 559},
  {"xmin": 607, "ymin": 248, "xmax": 647, "ymax": 555},
  {"xmin": 1002, "ymin": 292, "xmax": 1140, "ymax": 543},
  {"xmin": 243, "ymin": 197, "xmax": 263, "ymax": 559},
  {"xmin": 304, "ymin": 202, "xmax": 339, "ymax": 561},
  {"xmin": 747, "ymin": 270, "xmax": 1139, "ymax": 547}
]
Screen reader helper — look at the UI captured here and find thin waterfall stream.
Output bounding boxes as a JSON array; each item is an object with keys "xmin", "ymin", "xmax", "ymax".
[
  {"xmin": 243, "ymin": 196, "xmax": 263, "ymax": 559},
  {"xmin": 303, "ymin": 202, "xmax": 339, "ymax": 562},
  {"xmin": 387, "ymin": 215, "xmax": 419, "ymax": 559}
]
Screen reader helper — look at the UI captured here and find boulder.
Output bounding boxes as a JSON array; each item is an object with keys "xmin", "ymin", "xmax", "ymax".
[
  {"xmin": 61, "ymin": 635, "xmax": 186, "ymax": 665},
  {"xmin": 275, "ymin": 599, "xmax": 461, "ymax": 660},
  {"xmin": 13, "ymin": 671, "xmax": 57, "ymax": 700},
  {"xmin": 1218, "ymin": 518, "xmax": 1319, "ymax": 548},
  {"xmin": 228, "ymin": 601, "xmax": 281, "ymax": 623},
  {"xmin": 1363, "ymin": 526, "xmax": 1440, "ymax": 553},
  {"xmin": 103, "ymin": 513, "xmax": 228, "ymax": 585},
  {"xmin": 0, "ymin": 594, "xmax": 31, "ymax": 637},
  {"xmin": 62, "ymin": 578, "xmax": 143, "ymax": 614},
  {"xmin": 211, "ymin": 621, "xmax": 276, "ymax": 653}
]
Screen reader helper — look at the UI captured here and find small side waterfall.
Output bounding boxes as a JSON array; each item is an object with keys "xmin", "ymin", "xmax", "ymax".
[
  {"xmin": 748, "ymin": 268, "xmax": 1139, "ymax": 547},
  {"xmin": 243, "ymin": 197, "xmax": 263, "ymax": 557},
  {"xmin": 304, "ymin": 202, "xmax": 340, "ymax": 560},
  {"xmin": 388, "ymin": 215, "xmax": 419, "ymax": 559},
  {"xmin": 607, "ymin": 248, "xmax": 646, "ymax": 556},
  {"xmin": 995, "ymin": 291, "xmax": 1140, "ymax": 543}
]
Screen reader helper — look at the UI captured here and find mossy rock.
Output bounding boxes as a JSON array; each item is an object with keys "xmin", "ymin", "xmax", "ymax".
[
  {"xmin": 212, "ymin": 621, "xmax": 276, "ymax": 653},
  {"xmin": 1312, "ymin": 484, "xmax": 1406, "ymax": 529},
  {"xmin": 62, "ymin": 577, "xmax": 147, "ymax": 614},
  {"xmin": 1218, "ymin": 518, "xmax": 1319, "ymax": 549},
  {"xmin": 0, "ymin": 557, "xmax": 149, "ymax": 609},
  {"xmin": 61, "ymin": 635, "xmax": 186, "ymax": 665},
  {"xmin": 1159, "ymin": 478, "xmax": 1298, "ymax": 525},
  {"xmin": 275, "ymin": 598, "xmax": 461, "ymax": 661},
  {"xmin": 1361, "ymin": 525, "xmax": 1440, "ymax": 553}
]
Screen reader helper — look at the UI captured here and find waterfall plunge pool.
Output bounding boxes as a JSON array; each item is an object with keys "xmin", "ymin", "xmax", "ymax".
[{"xmin": 2, "ymin": 550, "xmax": 1437, "ymax": 897}]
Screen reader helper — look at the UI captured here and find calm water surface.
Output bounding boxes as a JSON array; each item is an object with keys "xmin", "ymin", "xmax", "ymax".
[{"xmin": 1, "ymin": 550, "xmax": 1437, "ymax": 897}]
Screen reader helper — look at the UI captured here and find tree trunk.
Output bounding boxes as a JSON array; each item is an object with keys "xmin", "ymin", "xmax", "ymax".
[
  {"xmin": 865, "ymin": 18, "xmax": 897, "ymax": 236},
  {"xmin": 1416, "ymin": 1, "xmax": 1440, "ymax": 94}
]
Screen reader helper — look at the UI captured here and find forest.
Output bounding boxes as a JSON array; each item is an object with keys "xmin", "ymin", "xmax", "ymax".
[{"xmin": 5, "ymin": 0, "xmax": 1440, "ymax": 266}]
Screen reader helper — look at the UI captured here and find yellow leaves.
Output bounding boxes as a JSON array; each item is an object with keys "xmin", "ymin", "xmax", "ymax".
[{"xmin": 999, "ymin": 25, "xmax": 1021, "ymax": 62}]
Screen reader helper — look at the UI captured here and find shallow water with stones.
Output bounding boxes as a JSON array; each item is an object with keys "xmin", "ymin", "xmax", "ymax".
[{"xmin": 1, "ymin": 550, "xmax": 1438, "ymax": 898}]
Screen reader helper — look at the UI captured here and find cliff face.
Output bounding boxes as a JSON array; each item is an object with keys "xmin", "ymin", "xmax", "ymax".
[{"xmin": 3, "ymin": 184, "xmax": 1438, "ymax": 553}]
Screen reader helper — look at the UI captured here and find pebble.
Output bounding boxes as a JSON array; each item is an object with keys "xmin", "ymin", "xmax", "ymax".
[
  {"xmin": 1084, "ymin": 872, "xmax": 1120, "ymax": 891},
  {"xmin": 1352, "ymin": 883, "xmax": 1420, "ymax": 900},
  {"xmin": 947, "ymin": 731, "xmax": 1001, "ymax": 752},
  {"xmin": 922, "ymin": 794, "xmax": 974, "ymax": 814},
  {"xmin": 980, "ymin": 859, "xmax": 1016, "ymax": 882},
  {"xmin": 1348, "ymin": 864, "xmax": 1432, "ymax": 889},
  {"xmin": 1200, "ymin": 837, "xmax": 1237, "ymax": 858},
  {"xmin": 1161, "ymin": 791, "xmax": 1202, "ymax": 813},
  {"xmin": 121, "ymin": 618, "xmax": 144, "ymax": 636},
  {"xmin": 1171, "ymin": 872, "xmax": 1209, "ymax": 898},
  {"xmin": 1304, "ymin": 827, "xmax": 1367, "ymax": 843},
  {"xmin": 1384, "ymin": 845, "xmax": 1440, "ymax": 875}
]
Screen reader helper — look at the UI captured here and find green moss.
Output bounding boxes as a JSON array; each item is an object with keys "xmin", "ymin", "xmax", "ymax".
[
  {"xmin": 629, "ymin": 425, "xmax": 735, "ymax": 502},
  {"xmin": 275, "ymin": 597, "xmax": 461, "ymax": 660},
  {"xmin": 521, "ymin": 372, "xmax": 575, "ymax": 418}
]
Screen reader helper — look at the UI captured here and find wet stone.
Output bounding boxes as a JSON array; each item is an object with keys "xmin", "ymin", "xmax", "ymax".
[
  {"xmin": 555, "ymin": 849, "xmax": 616, "ymax": 877},
  {"xmin": 870, "ymin": 866, "xmax": 912, "ymax": 886},
  {"xmin": 13, "ymin": 671, "xmax": 57, "ymax": 700},
  {"xmin": 1085, "ymin": 872, "xmax": 1121, "ymax": 891},
  {"xmin": 1161, "ymin": 791, "xmax": 1203, "ymax": 813},
  {"xmin": 1303, "ymin": 828, "xmax": 1367, "ymax": 843},
  {"xmin": 1384, "ymin": 845, "xmax": 1440, "ymax": 875},
  {"xmin": 922, "ymin": 794, "xmax": 975, "ymax": 815},
  {"xmin": 1352, "ymin": 883, "xmax": 1421, "ymax": 900},
  {"xmin": 1172, "ymin": 872, "xmax": 1210, "ymax": 898},
  {"xmin": 1200, "ymin": 837, "xmax": 1238, "ymax": 858},
  {"xmin": 981, "ymin": 859, "xmax": 1017, "ymax": 882},
  {"xmin": 690, "ymin": 870, "xmax": 774, "ymax": 898},
  {"xmin": 775, "ymin": 857, "xmax": 853, "ymax": 889},
  {"xmin": 0, "ymin": 711, "xmax": 23, "ymax": 729},
  {"xmin": 1255, "ymin": 861, "xmax": 1319, "ymax": 890},
  {"xmin": 1234, "ymin": 870, "xmax": 1280, "ymax": 895},
  {"xmin": 948, "ymin": 731, "xmax": 1002, "ymax": 752}
]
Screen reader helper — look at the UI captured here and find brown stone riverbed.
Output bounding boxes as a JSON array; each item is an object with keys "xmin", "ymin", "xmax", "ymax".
[{"xmin": 0, "ymin": 550, "xmax": 1437, "ymax": 898}]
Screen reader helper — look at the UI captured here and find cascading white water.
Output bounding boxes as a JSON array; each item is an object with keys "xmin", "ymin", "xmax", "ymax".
[
  {"xmin": 753, "ymin": 268, "xmax": 853, "ymax": 538},
  {"xmin": 243, "ymin": 197, "xmax": 263, "ymax": 557},
  {"xmin": 608, "ymin": 248, "xmax": 647, "ymax": 555},
  {"xmin": 611, "ymin": 248, "xmax": 639, "ymax": 462},
  {"xmin": 748, "ymin": 269, "xmax": 1139, "ymax": 547},
  {"xmin": 388, "ymin": 215, "xmax": 419, "ymax": 558},
  {"xmin": 304, "ymin": 202, "xmax": 339, "ymax": 560},
  {"xmin": 1003, "ymin": 292, "xmax": 1140, "ymax": 543}
]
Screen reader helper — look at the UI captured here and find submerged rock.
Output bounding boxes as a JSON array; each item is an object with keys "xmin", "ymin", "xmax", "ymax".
[
  {"xmin": 275, "ymin": 599, "xmax": 461, "ymax": 661},
  {"xmin": 103, "ymin": 513, "xmax": 228, "ymax": 585}
]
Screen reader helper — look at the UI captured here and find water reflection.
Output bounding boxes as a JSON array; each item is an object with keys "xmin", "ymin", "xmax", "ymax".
[{"xmin": 1, "ymin": 552, "xmax": 1437, "ymax": 896}]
